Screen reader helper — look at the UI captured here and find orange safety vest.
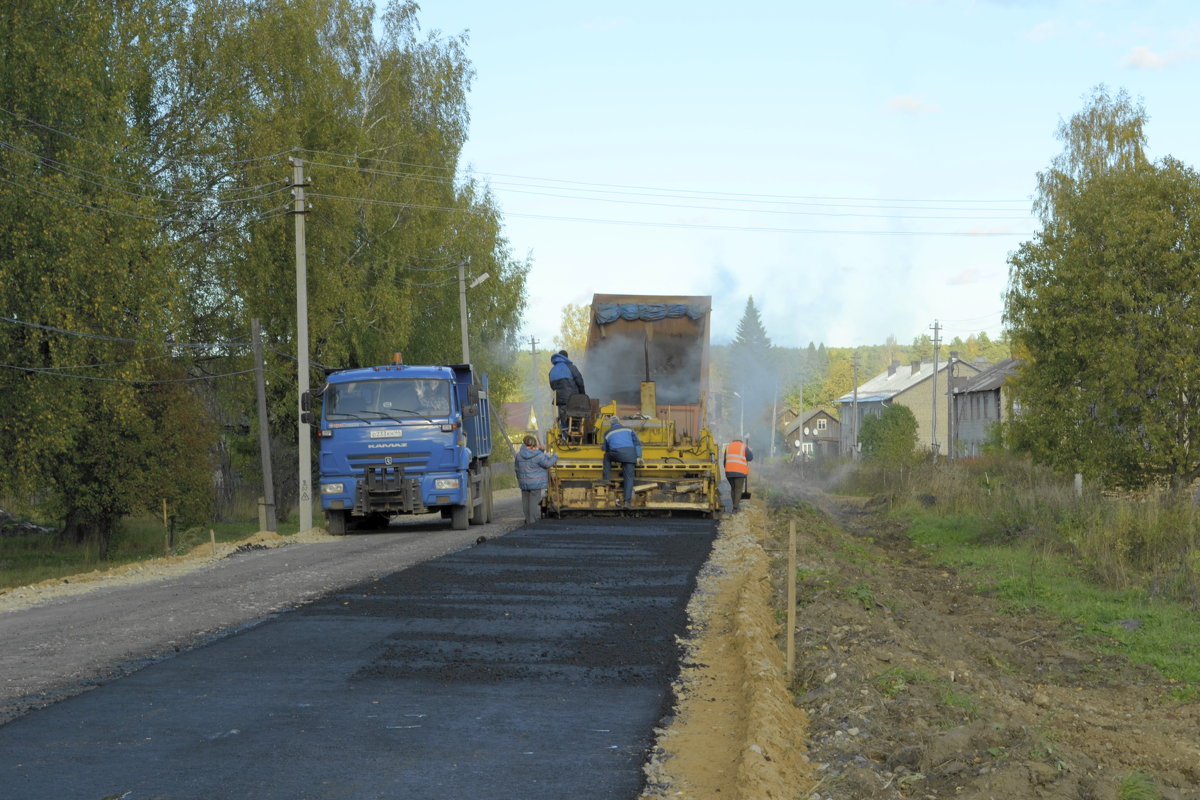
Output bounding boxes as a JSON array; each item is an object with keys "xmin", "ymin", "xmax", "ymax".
[{"xmin": 724, "ymin": 441, "xmax": 749, "ymax": 476}]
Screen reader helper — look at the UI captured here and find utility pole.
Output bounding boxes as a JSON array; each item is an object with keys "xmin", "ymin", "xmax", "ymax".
[
  {"xmin": 770, "ymin": 383, "xmax": 778, "ymax": 460},
  {"xmin": 290, "ymin": 155, "xmax": 312, "ymax": 532},
  {"xmin": 798, "ymin": 378, "xmax": 805, "ymax": 479},
  {"xmin": 947, "ymin": 350, "xmax": 958, "ymax": 463},
  {"xmin": 851, "ymin": 353, "xmax": 860, "ymax": 458},
  {"xmin": 251, "ymin": 319, "xmax": 277, "ymax": 532},
  {"xmin": 930, "ymin": 320, "xmax": 941, "ymax": 457},
  {"xmin": 529, "ymin": 335, "xmax": 540, "ymax": 435},
  {"xmin": 457, "ymin": 260, "xmax": 490, "ymax": 365},
  {"xmin": 458, "ymin": 260, "xmax": 470, "ymax": 364}
]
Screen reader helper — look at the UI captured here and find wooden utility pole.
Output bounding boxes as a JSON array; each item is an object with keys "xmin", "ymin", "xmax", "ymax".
[{"xmin": 251, "ymin": 318, "xmax": 277, "ymax": 531}]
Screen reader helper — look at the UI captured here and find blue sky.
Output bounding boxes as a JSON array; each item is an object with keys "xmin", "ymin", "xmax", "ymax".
[{"xmin": 415, "ymin": 0, "xmax": 1200, "ymax": 348}]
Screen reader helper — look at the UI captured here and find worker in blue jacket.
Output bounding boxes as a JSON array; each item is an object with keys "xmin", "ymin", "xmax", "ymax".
[
  {"xmin": 602, "ymin": 419, "xmax": 642, "ymax": 507},
  {"xmin": 547, "ymin": 350, "xmax": 586, "ymax": 434},
  {"xmin": 514, "ymin": 435, "xmax": 557, "ymax": 524}
]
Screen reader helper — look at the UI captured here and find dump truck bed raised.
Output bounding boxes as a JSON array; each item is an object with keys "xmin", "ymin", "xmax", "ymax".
[{"xmin": 544, "ymin": 294, "xmax": 720, "ymax": 516}]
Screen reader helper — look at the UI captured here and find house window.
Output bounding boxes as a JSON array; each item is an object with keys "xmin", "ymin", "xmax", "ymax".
[{"xmin": 816, "ymin": 418, "xmax": 827, "ymax": 431}]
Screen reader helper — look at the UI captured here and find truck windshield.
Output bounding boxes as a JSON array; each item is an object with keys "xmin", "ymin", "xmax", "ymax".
[{"xmin": 327, "ymin": 379, "xmax": 452, "ymax": 420}]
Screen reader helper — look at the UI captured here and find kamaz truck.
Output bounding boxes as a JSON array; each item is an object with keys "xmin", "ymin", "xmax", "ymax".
[{"xmin": 310, "ymin": 360, "xmax": 493, "ymax": 533}]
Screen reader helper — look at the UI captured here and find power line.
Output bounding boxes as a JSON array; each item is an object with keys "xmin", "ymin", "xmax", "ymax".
[
  {"xmin": 0, "ymin": 139, "xmax": 291, "ymax": 206},
  {"xmin": 306, "ymin": 190, "xmax": 1032, "ymax": 237},
  {"xmin": 0, "ymin": 106, "xmax": 292, "ymax": 169},
  {"xmin": 0, "ymin": 315, "xmax": 250, "ymax": 350},
  {"xmin": 302, "ymin": 148, "xmax": 1028, "ymax": 206},
  {"xmin": 0, "ymin": 363, "xmax": 256, "ymax": 383}
]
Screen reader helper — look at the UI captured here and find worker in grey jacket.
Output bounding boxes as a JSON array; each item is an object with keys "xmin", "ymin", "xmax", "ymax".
[{"xmin": 514, "ymin": 435, "xmax": 557, "ymax": 524}]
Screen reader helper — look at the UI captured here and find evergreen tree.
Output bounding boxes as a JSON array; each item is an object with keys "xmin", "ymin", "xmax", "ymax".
[
  {"xmin": 727, "ymin": 297, "xmax": 775, "ymax": 447},
  {"xmin": 733, "ymin": 296, "xmax": 772, "ymax": 350}
]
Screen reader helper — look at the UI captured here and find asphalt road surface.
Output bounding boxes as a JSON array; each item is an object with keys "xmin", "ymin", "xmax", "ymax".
[{"xmin": 0, "ymin": 506, "xmax": 717, "ymax": 800}]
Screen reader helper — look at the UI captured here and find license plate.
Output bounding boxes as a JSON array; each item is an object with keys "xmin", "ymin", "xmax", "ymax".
[{"xmin": 369, "ymin": 429, "xmax": 403, "ymax": 439}]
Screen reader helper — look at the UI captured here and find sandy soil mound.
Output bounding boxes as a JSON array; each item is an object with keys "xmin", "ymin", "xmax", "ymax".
[{"xmin": 641, "ymin": 505, "xmax": 817, "ymax": 799}]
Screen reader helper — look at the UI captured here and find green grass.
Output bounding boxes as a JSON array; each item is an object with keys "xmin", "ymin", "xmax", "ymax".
[
  {"xmin": 904, "ymin": 510, "xmax": 1200, "ymax": 688},
  {"xmin": 0, "ymin": 514, "xmax": 306, "ymax": 592},
  {"xmin": 1118, "ymin": 770, "xmax": 1161, "ymax": 800},
  {"xmin": 872, "ymin": 665, "xmax": 933, "ymax": 698}
]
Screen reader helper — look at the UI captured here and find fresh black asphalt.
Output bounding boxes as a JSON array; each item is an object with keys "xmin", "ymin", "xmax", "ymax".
[{"xmin": 0, "ymin": 516, "xmax": 717, "ymax": 800}]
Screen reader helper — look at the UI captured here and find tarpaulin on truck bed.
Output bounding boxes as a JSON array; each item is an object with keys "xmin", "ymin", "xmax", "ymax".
[{"xmin": 594, "ymin": 303, "xmax": 707, "ymax": 324}]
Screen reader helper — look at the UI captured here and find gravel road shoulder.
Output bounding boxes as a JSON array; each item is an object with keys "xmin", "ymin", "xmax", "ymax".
[{"xmin": 0, "ymin": 490, "xmax": 525, "ymax": 724}]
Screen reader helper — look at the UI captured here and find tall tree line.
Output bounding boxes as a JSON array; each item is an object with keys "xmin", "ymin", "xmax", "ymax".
[{"xmin": 0, "ymin": 0, "xmax": 528, "ymax": 552}]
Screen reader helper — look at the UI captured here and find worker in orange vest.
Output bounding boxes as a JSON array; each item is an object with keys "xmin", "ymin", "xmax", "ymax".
[{"xmin": 723, "ymin": 437, "xmax": 753, "ymax": 512}]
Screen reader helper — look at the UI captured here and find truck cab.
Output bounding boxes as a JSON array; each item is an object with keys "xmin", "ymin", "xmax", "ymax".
[{"xmin": 314, "ymin": 363, "xmax": 492, "ymax": 533}]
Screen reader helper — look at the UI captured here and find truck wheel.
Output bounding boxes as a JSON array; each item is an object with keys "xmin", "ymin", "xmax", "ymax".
[
  {"xmin": 469, "ymin": 472, "xmax": 485, "ymax": 526},
  {"xmin": 451, "ymin": 504, "xmax": 469, "ymax": 530},
  {"xmin": 326, "ymin": 510, "xmax": 349, "ymax": 536}
]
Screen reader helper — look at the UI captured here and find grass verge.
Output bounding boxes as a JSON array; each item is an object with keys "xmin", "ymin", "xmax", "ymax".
[
  {"xmin": 0, "ymin": 515, "xmax": 306, "ymax": 592},
  {"xmin": 904, "ymin": 510, "xmax": 1200, "ymax": 693}
]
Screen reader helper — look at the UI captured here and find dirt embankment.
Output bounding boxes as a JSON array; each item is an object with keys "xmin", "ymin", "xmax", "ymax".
[
  {"xmin": 784, "ymin": 487, "xmax": 1200, "ymax": 800},
  {"xmin": 640, "ymin": 505, "xmax": 817, "ymax": 800},
  {"xmin": 643, "ymin": 486, "xmax": 1199, "ymax": 800}
]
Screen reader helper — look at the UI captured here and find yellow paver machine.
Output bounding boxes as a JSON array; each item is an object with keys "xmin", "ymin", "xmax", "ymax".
[{"xmin": 544, "ymin": 294, "xmax": 722, "ymax": 517}]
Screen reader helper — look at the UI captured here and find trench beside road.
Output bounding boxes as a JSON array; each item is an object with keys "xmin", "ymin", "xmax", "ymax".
[{"xmin": 0, "ymin": 507, "xmax": 717, "ymax": 799}]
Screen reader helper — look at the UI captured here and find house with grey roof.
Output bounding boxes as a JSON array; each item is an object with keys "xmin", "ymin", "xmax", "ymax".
[
  {"xmin": 951, "ymin": 358, "xmax": 1020, "ymax": 458},
  {"xmin": 838, "ymin": 358, "xmax": 985, "ymax": 456}
]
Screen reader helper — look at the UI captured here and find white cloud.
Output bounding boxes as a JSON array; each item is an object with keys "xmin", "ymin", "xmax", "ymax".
[
  {"xmin": 947, "ymin": 268, "xmax": 983, "ymax": 286},
  {"xmin": 885, "ymin": 94, "xmax": 940, "ymax": 114},
  {"xmin": 1121, "ymin": 44, "xmax": 1200, "ymax": 70},
  {"xmin": 1026, "ymin": 20, "xmax": 1060, "ymax": 43},
  {"xmin": 1122, "ymin": 45, "xmax": 1167, "ymax": 69}
]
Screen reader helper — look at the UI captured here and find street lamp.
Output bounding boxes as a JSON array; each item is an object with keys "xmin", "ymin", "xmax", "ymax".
[{"xmin": 457, "ymin": 259, "xmax": 490, "ymax": 364}]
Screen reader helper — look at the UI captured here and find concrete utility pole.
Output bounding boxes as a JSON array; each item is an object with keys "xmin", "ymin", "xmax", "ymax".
[
  {"xmin": 458, "ymin": 260, "xmax": 490, "ymax": 364},
  {"xmin": 770, "ymin": 383, "xmax": 778, "ymax": 460},
  {"xmin": 851, "ymin": 353, "xmax": 860, "ymax": 458},
  {"xmin": 947, "ymin": 350, "xmax": 957, "ymax": 463},
  {"xmin": 930, "ymin": 320, "xmax": 941, "ymax": 456},
  {"xmin": 290, "ymin": 155, "xmax": 312, "ymax": 532},
  {"xmin": 458, "ymin": 260, "xmax": 470, "ymax": 364},
  {"xmin": 251, "ymin": 319, "xmax": 277, "ymax": 532},
  {"xmin": 529, "ymin": 335, "xmax": 540, "ymax": 431}
]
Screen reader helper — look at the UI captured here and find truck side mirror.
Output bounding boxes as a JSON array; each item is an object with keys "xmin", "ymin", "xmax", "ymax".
[
  {"xmin": 300, "ymin": 410, "xmax": 317, "ymax": 425},
  {"xmin": 463, "ymin": 403, "xmax": 479, "ymax": 418},
  {"xmin": 300, "ymin": 391, "xmax": 313, "ymax": 412}
]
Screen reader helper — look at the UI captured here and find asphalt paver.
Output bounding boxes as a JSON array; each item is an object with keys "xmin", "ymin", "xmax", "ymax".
[{"xmin": 1, "ymin": 515, "xmax": 716, "ymax": 800}]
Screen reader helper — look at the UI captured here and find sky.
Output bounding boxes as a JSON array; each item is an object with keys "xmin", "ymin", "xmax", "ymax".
[{"xmin": 414, "ymin": 0, "xmax": 1200, "ymax": 349}]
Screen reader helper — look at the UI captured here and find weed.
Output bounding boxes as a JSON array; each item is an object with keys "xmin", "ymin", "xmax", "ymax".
[
  {"xmin": 1117, "ymin": 770, "xmax": 1161, "ymax": 800},
  {"xmin": 872, "ymin": 665, "xmax": 931, "ymax": 698},
  {"xmin": 939, "ymin": 688, "xmax": 978, "ymax": 718},
  {"xmin": 847, "ymin": 581, "xmax": 875, "ymax": 609}
]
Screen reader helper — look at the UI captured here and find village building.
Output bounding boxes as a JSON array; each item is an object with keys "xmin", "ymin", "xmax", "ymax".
[
  {"xmin": 838, "ymin": 358, "xmax": 985, "ymax": 455},
  {"xmin": 781, "ymin": 408, "xmax": 841, "ymax": 460},
  {"xmin": 951, "ymin": 358, "xmax": 1020, "ymax": 458}
]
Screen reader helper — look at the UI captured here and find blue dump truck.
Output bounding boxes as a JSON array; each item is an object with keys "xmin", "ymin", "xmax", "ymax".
[{"xmin": 308, "ymin": 361, "xmax": 493, "ymax": 534}]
